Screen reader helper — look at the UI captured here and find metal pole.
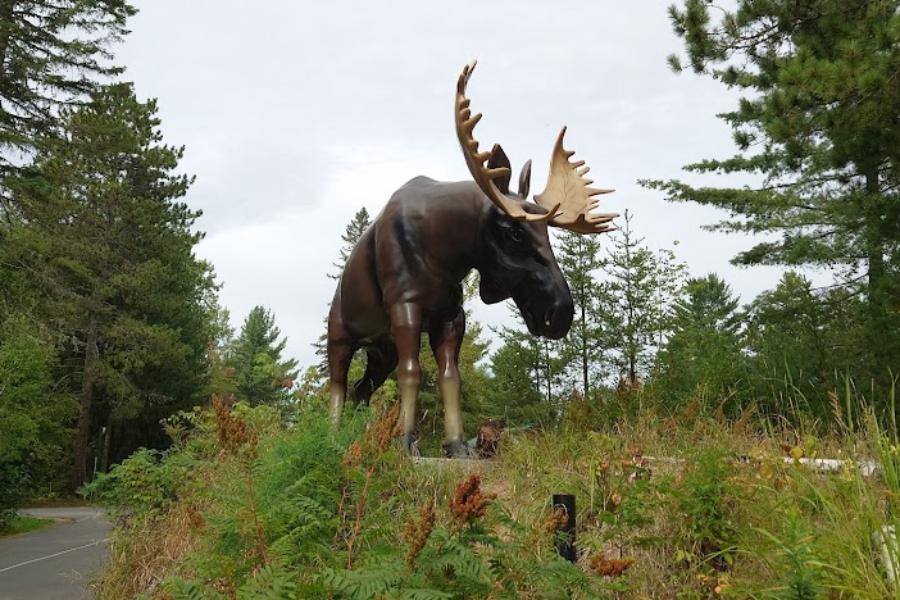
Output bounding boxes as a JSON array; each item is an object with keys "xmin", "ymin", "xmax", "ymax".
[{"xmin": 552, "ymin": 494, "xmax": 576, "ymax": 562}]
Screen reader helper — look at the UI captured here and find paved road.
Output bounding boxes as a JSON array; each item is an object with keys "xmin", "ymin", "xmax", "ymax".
[{"xmin": 0, "ymin": 507, "xmax": 110, "ymax": 600}]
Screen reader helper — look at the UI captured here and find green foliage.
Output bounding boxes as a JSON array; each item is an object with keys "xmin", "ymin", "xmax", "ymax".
[
  {"xmin": 229, "ymin": 306, "xmax": 299, "ymax": 409},
  {"xmin": 484, "ymin": 327, "xmax": 556, "ymax": 427},
  {"xmin": 330, "ymin": 208, "xmax": 372, "ymax": 281},
  {"xmin": 94, "ymin": 384, "xmax": 900, "ymax": 597},
  {"xmin": 316, "ymin": 207, "xmax": 373, "ymax": 375},
  {"xmin": 744, "ymin": 272, "xmax": 860, "ymax": 416},
  {"xmin": 96, "ymin": 404, "xmax": 618, "ymax": 598},
  {"xmin": 0, "ymin": 316, "xmax": 77, "ymax": 521},
  {"xmin": 3, "ymin": 83, "xmax": 216, "ymax": 487},
  {"xmin": 556, "ymin": 229, "xmax": 607, "ymax": 395},
  {"xmin": 653, "ymin": 274, "xmax": 747, "ymax": 411},
  {"xmin": 647, "ymin": 0, "xmax": 900, "ymax": 388},
  {"xmin": 668, "ymin": 449, "xmax": 741, "ymax": 568},
  {"xmin": 0, "ymin": 514, "xmax": 53, "ymax": 537},
  {"xmin": 0, "ymin": 0, "xmax": 137, "ymax": 191},
  {"xmin": 755, "ymin": 511, "xmax": 823, "ymax": 599},
  {"xmin": 83, "ymin": 448, "xmax": 182, "ymax": 521},
  {"xmin": 601, "ymin": 210, "xmax": 687, "ymax": 386}
]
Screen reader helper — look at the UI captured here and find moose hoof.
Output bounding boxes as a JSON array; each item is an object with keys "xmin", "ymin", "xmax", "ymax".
[
  {"xmin": 401, "ymin": 433, "xmax": 421, "ymax": 457},
  {"xmin": 443, "ymin": 439, "xmax": 474, "ymax": 459}
]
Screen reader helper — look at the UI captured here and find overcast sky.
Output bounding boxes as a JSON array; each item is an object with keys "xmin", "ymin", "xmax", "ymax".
[{"xmin": 117, "ymin": 1, "xmax": 811, "ymax": 370}]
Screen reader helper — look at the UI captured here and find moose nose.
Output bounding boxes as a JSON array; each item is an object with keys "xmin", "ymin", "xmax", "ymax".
[{"xmin": 543, "ymin": 299, "xmax": 574, "ymax": 340}]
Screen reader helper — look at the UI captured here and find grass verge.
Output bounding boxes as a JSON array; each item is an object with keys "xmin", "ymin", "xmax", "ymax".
[{"xmin": 0, "ymin": 514, "xmax": 54, "ymax": 538}]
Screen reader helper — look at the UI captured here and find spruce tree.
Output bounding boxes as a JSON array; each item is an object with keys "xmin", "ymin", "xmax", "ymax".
[
  {"xmin": 315, "ymin": 207, "xmax": 373, "ymax": 374},
  {"xmin": 746, "ymin": 272, "xmax": 860, "ymax": 414},
  {"xmin": 646, "ymin": 0, "xmax": 900, "ymax": 387},
  {"xmin": 230, "ymin": 306, "xmax": 299, "ymax": 408},
  {"xmin": 655, "ymin": 274, "xmax": 746, "ymax": 409},
  {"xmin": 329, "ymin": 207, "xmax": 371, "ymax": 280},
  {"xmin": 486, "ymin": 327, "xmax": 556, "ymax": 426}
]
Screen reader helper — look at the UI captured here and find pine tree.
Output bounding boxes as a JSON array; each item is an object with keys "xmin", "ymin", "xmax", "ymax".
[
  {"xmin": 4, "ymin": 83, "xmax": 213, "ymax": 487},
  {"xmin": 0, "ymin": 0, "xmax": 136, "ymax": 193},
  {"xmin": 492, "ymin": 316, "xmax": 563, "ymax": 407},
  {"xmin": 555, "ymin": 230, "xmax": 607, "ymax": 396},
  {"xmin": 646, "ymin": 0, "xmax": 900, "ymax": 387},
  {"xmin": 230, "ymin": 306, "xmax": 299, "ymax": 408},
  {"xmin": 602, "ymin": 211, "xmax": 686, "ymax": 386}
]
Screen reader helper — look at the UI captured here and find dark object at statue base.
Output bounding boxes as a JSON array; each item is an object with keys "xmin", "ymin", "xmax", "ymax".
[
  {"xmin": 402, "ymin": 433, "xmax": 420, "ymax": 458},
  {"xmin": 443, "ymin": 439, "xmax": 474, "ymax": 459}
]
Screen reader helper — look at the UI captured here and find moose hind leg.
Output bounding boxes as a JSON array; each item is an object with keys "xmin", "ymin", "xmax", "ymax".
[
  {"xmin": 429, "ymin": 309, "xmax": 469, "ymax": 457},
  {"xmin": 350, "ymin": 344, "xmax": 398, "ymax": 405}
]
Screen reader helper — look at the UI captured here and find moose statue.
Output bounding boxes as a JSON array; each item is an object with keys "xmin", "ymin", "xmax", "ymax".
[{"xmin": 327, "ymin": 61, "xmax": 618, "ymax": 456}]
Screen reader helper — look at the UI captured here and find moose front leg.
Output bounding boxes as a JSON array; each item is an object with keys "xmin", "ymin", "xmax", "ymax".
[
  {"xmin": 327, "ymin": 338, "xmax": 353, "ymax": 426},
  {"xmin": 391, "ymin": 302, "xmax": 423, "ymax": 451},
  {"xmin": 429, "ymin": 309, "xmax": 469, "ymax": 457}
]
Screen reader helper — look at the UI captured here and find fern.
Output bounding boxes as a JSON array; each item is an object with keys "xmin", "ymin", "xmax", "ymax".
[{"xmin": 237, "ymin": 563, "xmax": 298, "ymax": 599}]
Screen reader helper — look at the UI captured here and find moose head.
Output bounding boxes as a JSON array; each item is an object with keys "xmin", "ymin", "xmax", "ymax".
[{"xmin": 326, "ymin": 60, "xmax": 617, "ymax": 456}]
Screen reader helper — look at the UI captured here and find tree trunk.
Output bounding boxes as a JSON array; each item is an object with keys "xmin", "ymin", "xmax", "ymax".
[
  {"xmin": 580, "ymin": 301, "xmax": 588, "ymax": 395},
  {"xmin": 544, "ymin": 341, "xmax": 552, "ymax": 404},
  {"xmin": 72, "ymin": 318, "xmax": 99, "ymax": 488},
  {"xmin": 0, "ymin": 1, "xmax": 15, "ymax": 82}
]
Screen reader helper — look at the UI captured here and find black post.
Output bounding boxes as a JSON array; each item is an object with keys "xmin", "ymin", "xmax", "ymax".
[{"xmin": 552, "ymin": 494, "xmax": 576, "ymax": 562}]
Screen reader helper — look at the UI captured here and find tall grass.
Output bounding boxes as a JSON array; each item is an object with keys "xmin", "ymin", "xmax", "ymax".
[{"xmin": 91, "ymin": 383, "xmax": 900, "ymax": 598}]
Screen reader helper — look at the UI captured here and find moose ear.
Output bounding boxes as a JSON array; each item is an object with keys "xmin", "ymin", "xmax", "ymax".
[
  {"xmin": 518, "ymin": 159, "xmax": 532, "ymax": 199},
  {"xmin": 487, "ymin": 144, "xmax": 512, "ymax": 195}
]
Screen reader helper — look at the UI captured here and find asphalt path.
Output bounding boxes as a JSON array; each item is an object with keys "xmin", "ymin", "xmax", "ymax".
[{"xmin": 0, "ymin": 507, "xmax": 110, "ymax": 600}]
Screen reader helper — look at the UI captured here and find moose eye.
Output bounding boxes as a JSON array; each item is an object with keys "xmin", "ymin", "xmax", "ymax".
[{"xmin": 505, "ymin": 226, "xmax": 525, "ymax": 244}]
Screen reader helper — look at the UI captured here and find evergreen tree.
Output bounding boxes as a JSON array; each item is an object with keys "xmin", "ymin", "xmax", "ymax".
[
  {"xmin": 491, "ymin": 317, "xmax": 563, "ymax": 408},
  {"xmin": 646, "ymin": 0, "xmax": 900, "ymax": 387},
  {"xmin": 315, "ymin": 207, "xmax": 373, "ymax": 373},
  {"xmin": 602, "ymin": 211, "xmax": 686, "ymax": 386},
  {"xmin": 486, "ymin": 327, "xmax": 556, "ymax": 427},
  {"xmin": 555, "ymin": 229, "xmax": 607, "ymax": 396},
  {"xmin": 745, "ymin": 271, "xmax": 860, "ymax": 414},
  {"xmin": 230, "ymin": 306, "xmax": 299, "ymax": 408},
  {"xmin": 654, "ymin": 274, "xmax": 746, "ymax": 409},
  {"xmin": 4, "ymin": 83, "xmax": 214, "ymax": 487},
  {"xmin": 0, "ymin": 0, "xmax": 136, "ymax": 193},
  {"xmin": 329, "ymin": 207, "xmax": 371, "ymax": 280}
]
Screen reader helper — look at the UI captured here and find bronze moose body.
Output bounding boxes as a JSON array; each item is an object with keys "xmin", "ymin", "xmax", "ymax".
[{"xmin": 327, "ymin": 62, "xmax": 617, "ymax": 456}]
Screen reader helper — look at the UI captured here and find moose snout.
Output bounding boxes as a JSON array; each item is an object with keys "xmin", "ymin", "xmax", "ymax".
[{"xmin": 543, "ymin": 299, "xmax": 574, "ymax": 340}]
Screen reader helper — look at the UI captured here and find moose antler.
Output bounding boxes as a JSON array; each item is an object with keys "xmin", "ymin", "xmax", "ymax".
[
  {"xmin": 455, "ymin": 61, "xmax": 560, "ymax": 222},
  {"xmin": 535, "ymin": 127, "xmax": 618, "ymax": 234}
]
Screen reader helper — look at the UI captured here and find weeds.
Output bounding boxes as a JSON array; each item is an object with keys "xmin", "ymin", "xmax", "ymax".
[{"xmin": 92, "ymin": 384, "xmax": 900, "ymax": 598}]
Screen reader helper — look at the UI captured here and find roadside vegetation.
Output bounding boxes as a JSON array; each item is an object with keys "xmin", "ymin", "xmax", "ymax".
[
  {"xmin": 0, "ymin": 515, "xmax": 54, "ymax": 538},
  {"xmin": 87, "ymin": 383, "xmax": 900, "ymax": 599}
]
